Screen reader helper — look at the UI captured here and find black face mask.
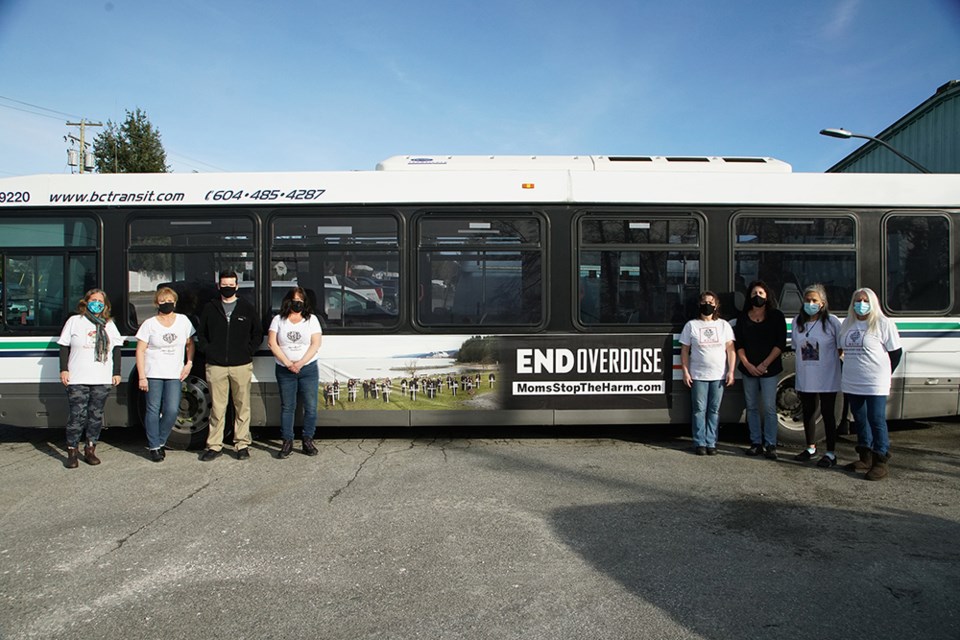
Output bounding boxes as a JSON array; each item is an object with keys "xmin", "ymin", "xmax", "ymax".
[
  {"xmin": 699, "ymin": 303, "xmax": 716, "ymax": 317},
  {"xmin": 751, "ymin": 295, "xmax": 766, "ymax": 308},
  {"xmin": 290, "ymin": 301, "xmax": 304, "ymax": 313},
  {"xmin": 219, "ymin": 286, "xmax": 238, "ymax": 299},
  {"xmin": 158, "ymin": 302, "xmax": 175, "ymax": 314}
]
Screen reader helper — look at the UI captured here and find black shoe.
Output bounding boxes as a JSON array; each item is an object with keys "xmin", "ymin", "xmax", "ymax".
[
  {"xmin": 278, "ymin": 440, "xmax": 293, "ymax": 459},
  {"xmin": 160, "ymin": 447, "xmax": 167, "ymax": 460},
  {"xmin": 793, "ymin": 449, "xmax": 814, "ymax": 462},
  {"xmin": 149, "ymin": 448, "xmax": 164, "ymax": 463},
  {"xmin": 817, "ymin": 453, "xmax": 837, "ymax": 468},
  {"xmin": 765, "ymin": 446, "xmax": 778, "ymax": 460},
  {"xmin": 302, "ymin": 438, "xmax": 319, "ymax": 456},
  {"xmin": 745, "ymin": 444, "xmax": 763, "ymax": 456},
  {"xmin": 706, "ymin": 447, "xmax": 718, "ymax": 456},
  {"xmin": 200, "ymin": 448, "xmax": 222, "ymax": 462},
  {"xmin": 237, "ymin": 447, "xmax": 251, "ymax": 460},
  {"xmin": 695, "ymin": 446, "xmax": 707, "ymax": 456}
]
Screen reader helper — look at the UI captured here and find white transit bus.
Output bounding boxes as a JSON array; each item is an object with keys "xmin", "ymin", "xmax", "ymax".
[{"xmin": 0, "ymin": 155, "xmax": 957, "ymax": 448}]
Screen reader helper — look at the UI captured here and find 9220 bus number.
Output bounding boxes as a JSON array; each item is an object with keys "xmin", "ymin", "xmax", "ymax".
[
  {"xmin": 0, "ymin": 191, "xmax": 30, "ymax": 203},
  {"xmin": 204, "ymin": 188, "xmax": 326, "ymax": 202}
]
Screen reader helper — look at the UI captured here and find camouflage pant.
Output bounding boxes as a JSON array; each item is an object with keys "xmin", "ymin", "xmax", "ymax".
[{"xmin": 65, "ymin": 384, "xmax": 111, "ymax": 447}]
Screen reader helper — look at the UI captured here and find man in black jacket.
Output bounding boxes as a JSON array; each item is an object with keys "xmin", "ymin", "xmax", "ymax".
[{"xmin": 196, "ymin": 271, "xmax": 263, "ymax": 460}]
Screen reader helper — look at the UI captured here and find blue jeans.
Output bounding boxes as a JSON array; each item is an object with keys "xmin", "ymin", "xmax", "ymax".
[
  {"xmin": 742, "ymin": 375, "xmax": 778, "ymax": 447},
  {"xmin": 144, "ymin": 378, "xmax": 182, "ymax": 450},
  {"xmin": 847, "ymin": 394, "xmax": 889, "ymax": 455},
  {"xmin": 275, "ymin": 362, "xmax": 319, "ymax": 441},
  {"xmin": 690, "ymin": 379, "xmax": 724, "ymax": 448}
]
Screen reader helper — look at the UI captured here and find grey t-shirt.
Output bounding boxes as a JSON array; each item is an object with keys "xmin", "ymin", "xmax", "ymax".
[{"xmin": 222, "ymin": 299, "xmax": 238, "ymax": 322}]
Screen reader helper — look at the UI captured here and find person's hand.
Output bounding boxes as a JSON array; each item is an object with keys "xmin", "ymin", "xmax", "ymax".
[
  {"xmin": 112, "ymin": 375, "xmax": 122, "ymax": 387},
  {"xmin": 725, "ymin": 372, "xmax": 735, "ymax": 387},
  {"xmin": 682, "ymin": 371, "xmax": 693, "ymax": 388},
  {"xmin": 139, "ymin": 378, "xmax": 149, "ymax": 391},
  {"xmin": 180, "ymin": 363, "xmax": 193, "ymax": 381},
  {"xmin": 60, "ymin": 371, "xmax": 70, "ymax": 386}
]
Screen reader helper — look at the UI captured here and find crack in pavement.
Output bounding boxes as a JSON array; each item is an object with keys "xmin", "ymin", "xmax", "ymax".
[
  {"xmin": 111, "ymin": 480, "xmax": 213, "ymax": 553},
  {"xmin": 328, "ymin": 438, "xmax": 384, "ymax": 504}
]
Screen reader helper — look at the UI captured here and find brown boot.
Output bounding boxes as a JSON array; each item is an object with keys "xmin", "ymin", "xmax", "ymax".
[
  {"xmin": 84, "ymin": 443, "xmax": 101, "ymax": 466},
  {"xmin": 66, "ymin": 447, "xmax": 79, "ymax": 469},
  {"xmin": 845, "ymin": 446, "xmax": 872, "ymax": 472},
  {"xmin": 865, "ymin": 451, "xmax": 890, "ymax": 481}
]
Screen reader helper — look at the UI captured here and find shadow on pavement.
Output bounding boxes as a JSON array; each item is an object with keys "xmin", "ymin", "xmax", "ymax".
[{"xmin": 548, "ymin": 497, "xmax": 960, "ymax": 639}]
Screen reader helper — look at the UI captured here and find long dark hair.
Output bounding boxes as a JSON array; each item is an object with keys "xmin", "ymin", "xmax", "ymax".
[
  {"xmin": 280, "ymin": 287, "xmax": 313, "ymax": 319},
  {"xmin": 741, "ymin": 280, "xmax": 777, "ymax": 314}
]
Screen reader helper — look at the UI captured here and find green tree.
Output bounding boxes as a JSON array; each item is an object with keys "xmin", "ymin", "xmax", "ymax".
[{"xmin": 93, "ymin": 107, "xmax": 169, "ymax": 173}]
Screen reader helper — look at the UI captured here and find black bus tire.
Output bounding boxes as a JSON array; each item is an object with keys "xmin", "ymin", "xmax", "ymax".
[
  {"xmin": 166, "ymin": 374, "xmax": 212, "ymax": 450},
  {"xmin": 776, "ymin": 374, "xmax": 826, "ymax": 445},
  {"xmin": 129, "ymin": 372, "xmax": 210, "ymax": 450}
]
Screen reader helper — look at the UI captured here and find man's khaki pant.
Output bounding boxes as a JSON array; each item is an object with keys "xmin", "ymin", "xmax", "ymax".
[{"xmin": 205, "ymin": 363, "xmax": 253, "ymax": 451}]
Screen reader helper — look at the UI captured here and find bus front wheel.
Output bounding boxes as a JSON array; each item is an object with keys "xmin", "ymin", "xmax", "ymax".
[
  {"xmin": 776, "ymin": 374, "xmax": 825, "ymax": 446},
  {"xmin": 166, "ymin": 374, "xmax": 212, "ymax": 450}
]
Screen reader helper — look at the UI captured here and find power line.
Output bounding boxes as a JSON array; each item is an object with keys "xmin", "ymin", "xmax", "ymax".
[
  {"xmin": 0, "ymin": 101, "xmax": 68, "ymax": 122},
  {"xmin": 0, "ymin": 94, "xmax": 81, "ymax": 120}
]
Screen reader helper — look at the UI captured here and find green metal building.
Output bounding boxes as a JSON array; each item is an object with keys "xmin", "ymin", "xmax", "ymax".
[{"xmin": 828, "ymin": 80, "xmax": 960, "ymax": 173}]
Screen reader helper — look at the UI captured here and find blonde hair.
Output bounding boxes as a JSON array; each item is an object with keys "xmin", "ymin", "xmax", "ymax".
[
  {"xmin": 154, "ymin": 287, "xmax": 179, "ymax": 305},
  {"xmin": 839, "ymin": 287, "xmax": 883, "ymax": 339}
]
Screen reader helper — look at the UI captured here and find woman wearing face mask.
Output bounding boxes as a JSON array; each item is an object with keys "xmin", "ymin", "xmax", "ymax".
[
  {"xmin": 734, "ymin": 280, "xmax": 787, "ymax": 459},
  {"xmin": 135, "ymin": 287, "xmax": 196, "ymax": 462},
  {"xmin": 838, "ymin": 288, "xmax": 902, "ymax": 481},
  {"xmin": 268, "ymin": 287, "xmax": 323, "ymax": 458},
  {"xmin": 791, "ymin": 284, "xmax": 842, "ymax": 467},
  {"xmin": 680, "ymin": 292, "xmax": 736, "ymax": 455},
  {"xmin": 57, "ymin": 289, "xmax": 123, "ymax": 468}
]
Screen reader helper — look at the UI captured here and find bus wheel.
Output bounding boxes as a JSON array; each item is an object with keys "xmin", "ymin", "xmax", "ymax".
[
  {"xmin": 166, "ymin": 375, "xmax": 212, "ymax": 450},
  {"xmin": 776, "ymin": 374, "xmax": 808, "ymax": 445}
]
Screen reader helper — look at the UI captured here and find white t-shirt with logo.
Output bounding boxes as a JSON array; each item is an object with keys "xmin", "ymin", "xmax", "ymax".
[
  {"xmin": 839, "ymin": 316, "xmax": 902, "ymax": 396},
  {"xmin": 269, "ymin": 315, "xmax": 323, "ymax": 366},
  {"xmin": 135, "ymin": 314, "xmax": 196, "ymax": 379},
  {"xmin": 679, "ymin": 318, "xmax": 735, "ymax": 381},
  {"xmin": 57, "ymin": 314, "xmax": 124, "ymax": 385},
  {"xmin": 791, "ymin": 314, "xmax": 842, "ymax": 393}
]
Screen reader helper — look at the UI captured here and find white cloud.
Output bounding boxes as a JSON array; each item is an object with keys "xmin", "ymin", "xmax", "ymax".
[{"xmin": 822, "ymin": 0, "xmax": 862, "ymax": 40}]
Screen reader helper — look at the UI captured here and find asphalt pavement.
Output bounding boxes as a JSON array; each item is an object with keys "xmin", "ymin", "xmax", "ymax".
[{"xmin": 0, "ymin": 419, "xmax": 958, "ymax": 640}]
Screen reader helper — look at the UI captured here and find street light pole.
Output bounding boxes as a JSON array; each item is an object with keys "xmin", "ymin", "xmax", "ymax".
[{"xmin": 819, "ymin": 128, "xmax": 931, "ymax": 173}]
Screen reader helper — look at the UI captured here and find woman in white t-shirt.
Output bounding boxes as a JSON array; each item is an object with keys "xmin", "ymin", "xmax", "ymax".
[
  {"xmin": 791, "ymin": 284, "xmax": 842, "ymax": 467},
  {"xmin": 838, "ymin": 287, "xmax": 903, "ymax": 481},
  {"xmin": 135, "ymin": 287, "xmax": 196, "ymax": 462},
  {"xmin": 268, "ymin": 287, "xmax": 323, "ymax": 459},
  {"xmin": 57, "ymin": 289, "xmax": 123, "ymax": 469},
  {"xmin": 680, "ymin": 291, "xmax": 736, "ymax": 455}
]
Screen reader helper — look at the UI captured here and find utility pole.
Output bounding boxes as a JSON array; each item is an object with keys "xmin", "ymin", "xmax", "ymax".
[{"xmin": 65, "ymin": 119, "xmax": 102, "ymax": 173}]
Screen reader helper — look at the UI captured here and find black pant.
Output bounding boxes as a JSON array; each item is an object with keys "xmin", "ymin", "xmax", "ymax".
[{"xmin": 798, "ymin": 391, "xmax": 838, "ymax": 451}]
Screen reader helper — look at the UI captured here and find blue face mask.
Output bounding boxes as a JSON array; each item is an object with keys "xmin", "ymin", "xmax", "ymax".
[
  {"xmin": 803, "ymin": 302, "xmax": 821, "ymax": 316},
  {"xmin": 854, "ymin": 301, "xmax": 871, "ymax": 315},
  {"xmin": 87, "ymin": 300, "xmax": 105, "ymax": 314}
]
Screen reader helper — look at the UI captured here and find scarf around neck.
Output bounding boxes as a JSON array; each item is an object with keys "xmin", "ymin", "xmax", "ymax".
[{"xmin": 83, "ymin": 310, "xmax": 109, "ymax": 363}]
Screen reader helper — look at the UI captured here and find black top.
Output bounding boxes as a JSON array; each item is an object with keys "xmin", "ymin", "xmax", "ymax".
[
  {"xmin": 733, "ymin": 308, "xmax": 787, "ymax": 377},
  {"xmin": 197, "ymin": 298, "xmax": 263, "ymax": 367}
]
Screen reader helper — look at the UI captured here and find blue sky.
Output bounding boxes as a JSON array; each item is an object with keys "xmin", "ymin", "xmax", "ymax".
[{"xmin": 1, "ymin": 0, "xmax": 958, "ymax": 176}]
